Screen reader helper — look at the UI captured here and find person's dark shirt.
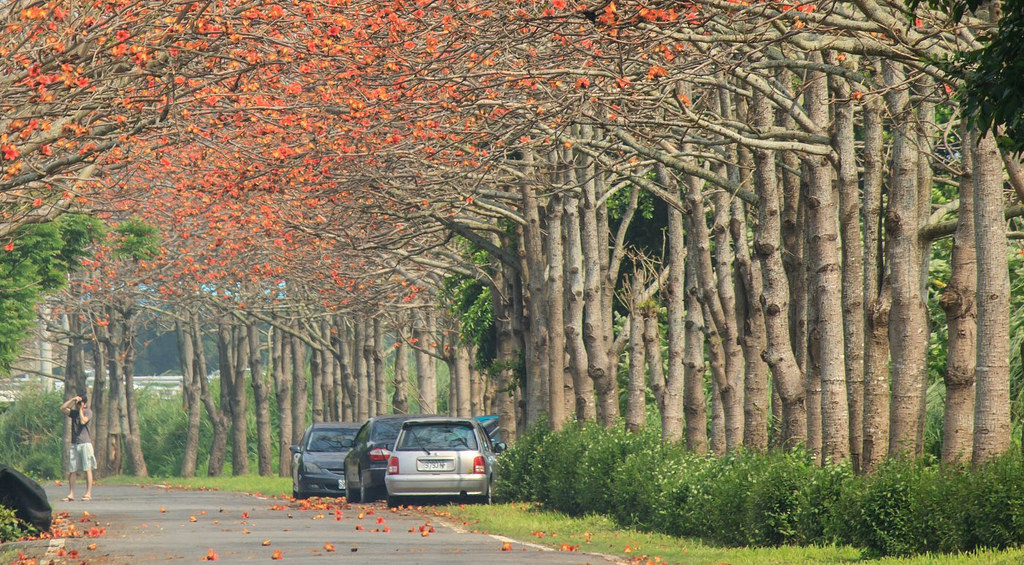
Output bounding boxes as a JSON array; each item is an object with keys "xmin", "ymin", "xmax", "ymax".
[{"xmin": 70, "ymin": 408, "xmax": 92, "ymax": 445}]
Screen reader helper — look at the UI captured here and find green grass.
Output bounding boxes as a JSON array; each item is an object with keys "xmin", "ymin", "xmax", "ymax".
[
  {"xmin": 97, "ymin": 475, "xmax": 1024, "ymax": 564},
  {"xmin": 99, "ymin": 474, "xmax": 293, "ymax": 498},
  {"xmin": 441, "ymin": 503, "xmax": 1024, "ymax": 565}
]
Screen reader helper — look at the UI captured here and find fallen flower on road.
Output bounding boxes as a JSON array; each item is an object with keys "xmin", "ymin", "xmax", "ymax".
[
  {"xmin": 272, "ymin": 549, "xmax": 283, "ymax": 559},
  {"xmin": 324, "ymin": 542, "xmax": 335, "ymax": 552},
  {"xmin": 501, "ymin": 542, "xmax": 513, "ymax": 551},
  {"xmin": 200, "ymin": 548, "xmax": 219, "ymax": 561}
]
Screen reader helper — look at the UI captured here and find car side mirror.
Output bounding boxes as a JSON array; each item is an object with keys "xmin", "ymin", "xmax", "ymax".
[
  {"xmin": 494, "ymin": 442, "xmax": 507, "ymax": 454},
  {"xmin": 288, "ymin": 445, "xmax": 300, "ymax": 454}
]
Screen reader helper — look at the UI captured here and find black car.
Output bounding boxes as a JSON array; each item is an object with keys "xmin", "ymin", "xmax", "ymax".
[
  {"xmin": 289, "ymin": 422, "xmax": 361, "ymax": 499},
  {"xmin": 475, "ymin": 415, "xmax": 501, "ymax": 443},
  {"xmin": 344, "ymin": 414, "xmax": 424, "ymax": 502}
]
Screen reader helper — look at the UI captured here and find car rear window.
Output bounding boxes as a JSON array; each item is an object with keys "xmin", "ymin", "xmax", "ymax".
[
  {"xmin": 397, "ymin": 423, "xmax": 478, "ymax": 451},
  {"xmin": 370, "ymin": 418, "xmax": 408, "ymax": 442},
  {"xmin": 306, "ymin": 429, "xmax": 356, "ymax": 452}
]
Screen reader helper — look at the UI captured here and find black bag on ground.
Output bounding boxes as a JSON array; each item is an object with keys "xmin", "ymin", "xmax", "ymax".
[{"xmin": 0, "ymin": 464, "xmax": 52, "ymax": 532}]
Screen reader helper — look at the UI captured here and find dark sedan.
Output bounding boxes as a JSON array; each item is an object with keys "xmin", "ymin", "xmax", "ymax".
[
  {"xmin": 289, "ymin": 422, "xmax": 361, "ymax": 499},
  {"xmin": 344, "ymin": 414, "xmax": 424, "ymax": 502}
]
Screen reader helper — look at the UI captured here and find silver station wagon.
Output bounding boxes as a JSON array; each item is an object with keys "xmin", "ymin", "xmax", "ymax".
[{"xmin": 384, "ymin": 417, "xmax": 506, "ymax": 507}]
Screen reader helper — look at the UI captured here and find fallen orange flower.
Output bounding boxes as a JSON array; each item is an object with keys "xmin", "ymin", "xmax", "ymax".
[
  {"xmin": 500, "ymin": 541, "xmax": 513, "ymax": 551},
  {"xmin": 272, "ymin": 549, "xmax": 283, "ymax": 559},
  {"xmin": 201, "ymin": 548, "xmax": 219, "ymax": 561},
  {"xmin": 324, "ymin": 542, "xmax": 335, "ymax": 552}
]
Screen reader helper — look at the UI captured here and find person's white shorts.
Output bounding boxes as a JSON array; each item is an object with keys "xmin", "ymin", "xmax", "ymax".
[{"xmin": 69, "ymin": 443, "xmax": 97, "ymax": 473}]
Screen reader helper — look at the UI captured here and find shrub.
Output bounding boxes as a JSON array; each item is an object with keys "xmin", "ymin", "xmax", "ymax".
[
  {"xmin": 793, "ymin": 457, "xmax": 852, "ymax": 545},
  {"xmin": 0, "ymin": 505, "xmax": 37, "ymax": 542},
  {"xmin": 494, "ymin": 423, "xmax": 550, "ymax": 502},
  {"xmin": 743, "ymin": 450, "xmax": 830, "ymax": 546},
  {"xmin": 608, "ymin": 440, "xmax": 687, "ymax": 530},
  {"xmin": 0, "ymin": 387, "xmax": 63, "ymax": 479},
  {"xmin": 837, "ymin": 457, "xmax": 929, "ymax": 556},
  {"xmin": 960, "ymin": 453, "xmax": 1024, "ymax": 550}
]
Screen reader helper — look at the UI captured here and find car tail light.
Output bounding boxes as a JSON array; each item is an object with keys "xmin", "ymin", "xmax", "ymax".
[
  {"xmin": 472, "ymin": 455, "xmax": 485, "ymax": 474},
  {"xmin": 387, "ymin": 456, "xmax": 399, "ymax": 475},
  {"xmin": 369, "ymin": 447, "xmax": 391, "ymax": 461}
]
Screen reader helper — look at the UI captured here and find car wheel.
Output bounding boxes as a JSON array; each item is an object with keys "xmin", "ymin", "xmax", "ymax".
[
  {"xmin": 346, "ymin": 475, "xmax": 361, "ymax": 503},
  {"xmin": 474, "ymin": 480, "xmax": 492, "ymax": 505},
  {"xmin": 360, "ymin": 478, "xmax": 374, "ymax": 502}
]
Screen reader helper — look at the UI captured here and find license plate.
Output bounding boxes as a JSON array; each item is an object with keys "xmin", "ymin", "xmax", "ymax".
[{"xmin": 417, "ymin": 460, "xmax": 451, "ymax": 472}]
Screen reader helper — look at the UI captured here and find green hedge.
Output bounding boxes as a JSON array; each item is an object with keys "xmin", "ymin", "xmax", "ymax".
[{"xmin": 495, "ymin": 424, "xmax": 1024, "ymax": 558}]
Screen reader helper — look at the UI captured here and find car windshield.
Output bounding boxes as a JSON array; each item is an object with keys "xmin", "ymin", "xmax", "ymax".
[
  {"xmin": 397, "ymin": 424, "xmax": 478, "ymax": 452},
  {"xmin": 306, "ymin": 429, "xmax": 356, "ymax": 452}
]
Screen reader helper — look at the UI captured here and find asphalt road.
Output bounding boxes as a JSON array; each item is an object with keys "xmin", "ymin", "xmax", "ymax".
[{"xmin": 2, "ymin": 483, "xmax": 624, "ymax": 564}]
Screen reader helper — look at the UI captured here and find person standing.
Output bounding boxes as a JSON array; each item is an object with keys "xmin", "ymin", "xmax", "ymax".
[{"xmin": 60, "ymin": 394, "xmax": 95, "ymax": 501}]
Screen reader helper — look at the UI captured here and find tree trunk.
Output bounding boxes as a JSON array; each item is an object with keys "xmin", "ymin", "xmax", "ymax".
[
  {"xmin": 546, "ymin": 192, "xmax": 567, "ymax": 431},
  {"xmin": 88, "ymin": 327, "xmax": 110, "ymax": 477},
  {"xmin": 687, "ymin": 174, "xmax": 742, "ymax": 451},
  {"xmin": 248, "ymin": 322, "xmax": 273, "ymax": 476},
  {"xmin": 291, "ymin": 327, "xmax": 308, "ymax": 444},
  {"xmin": 353, "ymin": 318, "xmax": 369, "ymax": 419},
  {"xmin": 176, "ymin": 321, "xmax": 201, "ymax": 478},
  {"xmin": 580, "ymin": 127, "xmax": 617, "ymax": 426},
  {"xmin": 373, "ymin": 319, "xmax": 387, "ymax": 415},
  {"xmin": 470, "ymin": 345, "xmax": 484, "ymax": 416},
  {"xmin": 562, "ymin": 176, "xmax": 595, "ymax": 422},
  {"xmin": 310, "ymin": 328, "xmax": 324, "ymax": 424},
  {"xmin": 414, "ymin": 310, "xmax": 438, "ymax": 414},
  {"xmin": 642, "ymin": 302, "xmax": 668, "ymax": 437},
  {"xmin": 861, "ymin": 87, "xmax": 891, "ymax": 474},
  {"xmin": 733, "ymin": 198, "xmax": 769, "ymax": 453},
  {"xmin": 219, "ymin": 320, "xmax": 248, "ymax": 476},
  {"xmin": 104, "ymin": 326, "xmax": 124, "ymax": 477},
  {"xmin": 319, "ymin": 319, "xmax": 337, "ymax": 421},
  {"xmin": 273, "ymin": 325, "xmax": 293, "ymax": 477},
  {"xmin": 831, "ymin": 62, "xmax": 866, "ymax": 468},
  {"xmin": 626, "ymin": 273, "xmax": 647, "ymax": 433},
  {"xmin": 805, "ymin": 53, "xmax": 849, "ymax": 463},
  {"xmin": 940, "ymin": 125, "xmax": 977, "ymax": 466},
  {"xmin": 884, "ymin": 61, "xmax": 929, "ymax": 458},
  {"xmin": 393, "ymin": 327, "xmax": 410, "ymax": 414},
  {"xmin": 751, "ymin": 92, "xmax": 806, "ymax": 449},
  {"xmin": 336, "ymin": 317, "xmax": 355, "ymax": 421},
  {"xmin": 195, "ymin": 317, "xmax": 227, "ymax": 477},
  {"xmin": 453, "ymin": 343, "xmax": 472, "ymax": 417},
  {"xmin": 972, "ymin": 129, "xmax": 1012, "ymax": 464},
  {"xmin": 711, "ymin": 188, "xmax": 745, "ymax": 450},
  {"xmin": 492, "ymin": 257, "xmax": 519, "ymax": 443},
  {"xmin": 519, "ymin": 150, "xmax": 550, "ymax": 429},
  {"xmin": 662, "ymin": 166, "xmax": 687, "ymax": 444},
  {"xmin": 684, "ymin": 245, "xmax": 710, "ymax": 453},
  {"xmin": 118, "ymin": 309, "xmax": 148, "ymax": 477}
]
